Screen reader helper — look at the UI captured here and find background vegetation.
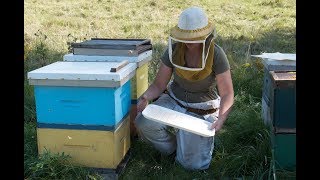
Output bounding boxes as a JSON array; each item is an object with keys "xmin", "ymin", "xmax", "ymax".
[{"xmin": 24, "ymin": 0, "xmax": 296, "ymax": 179}]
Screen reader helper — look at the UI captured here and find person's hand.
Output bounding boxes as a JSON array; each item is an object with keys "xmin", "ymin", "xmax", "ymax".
[
  {"xmin": 210, "ymin": 119, "xmax": 224, "ymax": 132},
  {"xmin": 137, "ymin": 94, "xmax": 149, "ymax": 112}
]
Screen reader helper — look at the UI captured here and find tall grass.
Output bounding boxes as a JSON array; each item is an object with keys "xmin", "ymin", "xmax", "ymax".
[{"xmin": 24, "ymin": 0, "xmax": 295, "ymax": 179}]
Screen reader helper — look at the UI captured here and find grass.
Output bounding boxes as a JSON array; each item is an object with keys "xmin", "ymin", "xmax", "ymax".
[{"xmin": 24, "ymin": 0, "xmax": 296, "ymax": 179}]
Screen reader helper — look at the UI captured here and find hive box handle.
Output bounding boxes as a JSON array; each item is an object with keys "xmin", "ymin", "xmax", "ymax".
[{"xmin": 110, "ymin": 60, "xmax": 129, "ymax": 72}]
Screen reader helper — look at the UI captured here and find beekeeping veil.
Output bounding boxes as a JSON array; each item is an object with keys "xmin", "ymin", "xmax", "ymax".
[{"xmin": 169, "ymin": 6, "xmax": 216, "ymax": 81}]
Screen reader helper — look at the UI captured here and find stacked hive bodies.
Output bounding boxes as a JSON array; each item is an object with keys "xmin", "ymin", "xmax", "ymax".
[
  {"xmin": 261, "ymin": 57, "xmax": 296, "ymax": 172},
  {"xmin": 64, "ymin": 39, "xmax": 152, "ymax": 137},
  {"xmin": 27, "ymin": 39, "xmax": 152, "ymax": 171}
]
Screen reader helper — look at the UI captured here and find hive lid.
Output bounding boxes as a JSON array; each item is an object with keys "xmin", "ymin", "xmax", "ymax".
[
  {"xmin": 251, "ymin": 52, "xmax": 296, "ymax": 61},
  {"xmin": 71, "ymin": 38, "xmax": 151, "ymax": 49},
  {"xmin": 27, "ymin": 61, "xmax": 137, "ymax": 82},
  {"xmin": 71, "ymin": 38, "xmax": 152, "ymax": 56},
  {"xmin": 63, "ymin": 50, "xmax": 152, "ymax": 67},
  {"xmin": 252, "ymin": 52, "xmax": 296, "ymax": 71}
]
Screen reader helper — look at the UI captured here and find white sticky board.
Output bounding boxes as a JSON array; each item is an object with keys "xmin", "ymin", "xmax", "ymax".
[
  {"xmin": 63, "ymin": 50, "xmax": 152, "ymax": 63},
  {"xmin": 27, "ymin": 61, "xmax": 137, "ymax": 82},
  {"xmin": 142, "ymin": 104, "xmax": 215, "ymax": 137}
]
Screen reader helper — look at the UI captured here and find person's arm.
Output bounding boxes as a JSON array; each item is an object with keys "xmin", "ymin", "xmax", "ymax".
[
  {"xmin": 210, "ymin": 69, "xmax": 234, "ymax": 132},
  {"xmin": 137, "ymin": 62, "xmax": 173, "ymax": 112}
]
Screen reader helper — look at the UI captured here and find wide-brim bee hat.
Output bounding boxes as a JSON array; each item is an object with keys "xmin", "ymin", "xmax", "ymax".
[
  {"xmin": 170, "ymin": 6, "xmax": 215, "ymax": 41},
  {"xmin": 168, "ymin": 7, "xmax": 216, "ymax": 72}
]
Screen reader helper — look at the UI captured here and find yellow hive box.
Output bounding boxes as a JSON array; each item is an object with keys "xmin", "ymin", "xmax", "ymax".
[
  {"xmin": 37, "ymin": 115, "xmax": 130, "ymax": 169},
  {"xmin": 131, "ymin": 62, "xmax": 149, "ymax": 100}
]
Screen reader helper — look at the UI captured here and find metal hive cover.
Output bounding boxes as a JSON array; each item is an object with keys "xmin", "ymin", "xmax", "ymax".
[{"xmin": 71, "ymin": 38, "xmax": 151, "ymax": 49}]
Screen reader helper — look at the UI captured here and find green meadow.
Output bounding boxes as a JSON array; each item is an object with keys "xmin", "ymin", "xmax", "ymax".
[{"xmin": 24, "ymin": 0, "xmax": 296, "ymax": 179}]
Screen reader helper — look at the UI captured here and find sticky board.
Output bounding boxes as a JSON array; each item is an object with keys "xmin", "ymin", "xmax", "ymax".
[{"xmin": 142, "ymin": 104, "xmax": 215, "ymax": 137}]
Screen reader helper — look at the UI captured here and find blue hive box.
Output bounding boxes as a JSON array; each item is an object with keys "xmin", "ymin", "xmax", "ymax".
[{"xmin": 28, "ymin": 61, "xmax": 136, "ymax": 129}]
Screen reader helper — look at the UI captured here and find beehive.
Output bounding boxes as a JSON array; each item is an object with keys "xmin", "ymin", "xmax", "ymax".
[
  {"xmin": 261, "ymin": 57, "xmax": 296, "ymax": 127},
  {"xmin": 258, "ymin": 54, "xmax": 296, "ymax": 173},
  {"xmin": 63, "ymin": 48, "xmax": 152, "ymax": 136}
]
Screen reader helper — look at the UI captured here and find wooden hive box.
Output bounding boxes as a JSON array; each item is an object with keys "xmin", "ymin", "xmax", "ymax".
[
  {"xmin": 262, "ymin": 71, "xmax": 296, "ymax": 129},
  {"xmin": 37, "ymin": 115, "xmax": 131, "ymax": 169},
  {"xmin": 27, "ymin": 61, "xmax": 136, "ymax": 128},
  {"xmin": 271, "ymin": 128, "xmax": 296, "ymax": 171}
]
